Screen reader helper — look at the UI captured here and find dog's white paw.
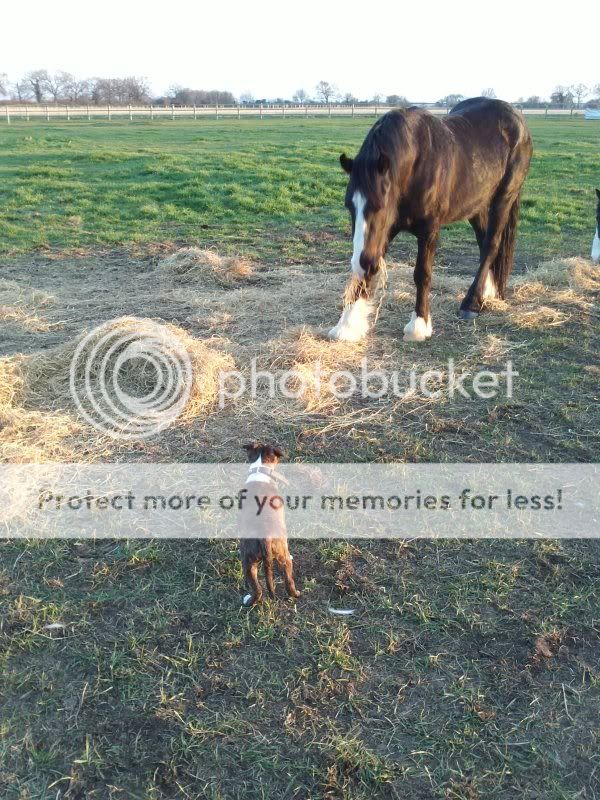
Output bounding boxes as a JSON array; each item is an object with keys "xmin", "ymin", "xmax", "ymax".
[
  {"xmin": 403, "ymin": 311, "xmax": 432, "ymax": 342},
  {"xmin": 328, "ymin": 299, "xmax": 372, "ymax": 342}
]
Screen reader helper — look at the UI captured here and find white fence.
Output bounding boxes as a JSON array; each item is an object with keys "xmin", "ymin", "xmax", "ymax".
[{"xmin": 0, "ymin": 103, "xmax": 587, "ymax": 123}]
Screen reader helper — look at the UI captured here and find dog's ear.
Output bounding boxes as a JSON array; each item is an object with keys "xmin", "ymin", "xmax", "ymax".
[
  {"xmin": 273, "ymin": 446, "xmax": 284, "ymax": 460},
  {"xmin": 340, "ymin": 153, "xmax": 354, "ymax": 174},
  {"xmin": 243, "ymin": 442, "xmax": 259, "ymax": 453}
]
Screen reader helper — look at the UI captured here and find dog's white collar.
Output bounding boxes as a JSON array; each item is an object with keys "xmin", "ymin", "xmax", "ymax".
[{"xmin": 245, "ymin": 455, "xmax": 273, "ymax": 484}]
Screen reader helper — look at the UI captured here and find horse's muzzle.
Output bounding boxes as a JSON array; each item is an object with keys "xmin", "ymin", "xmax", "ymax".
[{"xmin": 359, "ymin": 252, "xmax": 380, "ymax": 277}]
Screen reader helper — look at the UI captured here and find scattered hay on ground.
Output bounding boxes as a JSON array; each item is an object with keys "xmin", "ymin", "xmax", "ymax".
[
  {"xmin": 515, "ymin": 256, "xmax": 600, "ymax": 292},
  {"xmin": 158, "ymin": 247, "xmax": 254, "ymax": 287},
  {"xmin": 235, "ymin": 327, "xmax": 366, "ymax": 420},
  {"xmin": 514, "ymin": 306, "xmax": 571, "ymax": 329},
  {"xmin": 0, "ymin": 407, "xmax": 83, "ymax": 463},
  {"xmin": 0, "ymin": 279, "xmax": 55, "ymax": 332},
  {"xmin": 0, "ymin": 356, "xmax": 25, "ymax": 410}
]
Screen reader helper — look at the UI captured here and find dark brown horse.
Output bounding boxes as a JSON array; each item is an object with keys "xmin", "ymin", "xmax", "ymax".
[{"xmin": 329, "ymin": 98, "xmax": 532, "ymax": 342}]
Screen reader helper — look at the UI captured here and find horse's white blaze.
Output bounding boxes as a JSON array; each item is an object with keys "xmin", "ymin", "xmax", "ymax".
[
  {"xmin": 482, "ymin": 272, "xmax": 498, "ymax": 299},
  {"xmin": 592, "ymin": 227, "xmax": 600, "ymax": 263},
  {"xmin": 351, "ymin": 191, "xmax": 367, "ymax": 278},
  {"xmin": 328, "ymin": 298, "xmax": 373, "ymax": 341},
  {"xmin": 403, "ymin": 311, "xmax": 433, "ymax": 342}
]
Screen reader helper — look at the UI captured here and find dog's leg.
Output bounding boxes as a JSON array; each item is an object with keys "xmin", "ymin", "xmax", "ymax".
[
  {"xmin": 243, "ymin": 561, "xmax": 263, "ymax": 605},
  {"xmin": 264, "ymin": 556, "xmax": 276, "ymax": 599},
  {"xmin": 283, "ymin": 557, "xmax": 301, "ymax": 599}
]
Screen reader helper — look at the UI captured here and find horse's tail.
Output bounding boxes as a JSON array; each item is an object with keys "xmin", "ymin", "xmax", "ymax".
[{"xmin": 491, "ymin": 191, "xmax": 522, "ymax": 298}]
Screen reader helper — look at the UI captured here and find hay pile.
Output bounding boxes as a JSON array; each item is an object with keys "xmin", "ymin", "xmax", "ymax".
[
  {"xmin": 0, "ymin": 354, "xmax": 83, "ymax": 462},
  {"xmin": 21, "ymin": 316, "xmax": 234, "ymax": 421},
  {"xmin": 158, "ymin": 247, "xmax": 254, "ymax": 287},
  {"xmin": 0, "ymin": 317, "xmax": 234, "ymax": 460},
  {"xmin": 514, "ymin": 257, "xmax": 600, "ymax": 292}
]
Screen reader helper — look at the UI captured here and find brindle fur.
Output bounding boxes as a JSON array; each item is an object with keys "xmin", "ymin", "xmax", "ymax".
[{"xmin": 239, "ymin": 443, "xmax": 300, "ymax": 606}]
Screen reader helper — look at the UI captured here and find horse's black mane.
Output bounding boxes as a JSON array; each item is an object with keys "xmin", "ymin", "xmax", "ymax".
[{"xmin": 351, "ymin": 110, "xmax": 412, "ymax": 202}]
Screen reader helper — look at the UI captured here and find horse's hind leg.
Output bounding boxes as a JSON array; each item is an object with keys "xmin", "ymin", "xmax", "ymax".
[
  {"xmin": 460, "ymin": 152, "xmax": 529, "ymax": 319},
  {"xmin": 404, "ymin": 224, "xmax": 439, "ymax": 342},
  {"xmin": 469, "ymin": 211, "xmax": 488, "ymax": 257}
]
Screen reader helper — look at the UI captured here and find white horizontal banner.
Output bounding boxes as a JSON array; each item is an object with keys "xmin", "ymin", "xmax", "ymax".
[{"xmin": 0, "ymin": 464, "xmax": 597, "ymax": 539}]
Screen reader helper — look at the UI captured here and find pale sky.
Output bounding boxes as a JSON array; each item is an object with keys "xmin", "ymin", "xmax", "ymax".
[{"xmin": 3, "ymin": 0, "xmax": 598, "ymax": 101}]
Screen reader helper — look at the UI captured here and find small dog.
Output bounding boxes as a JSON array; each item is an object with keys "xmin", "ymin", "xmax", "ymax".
[{"xmin": 239, "ymin": 442, "xmax": 300, "ymax": 606}]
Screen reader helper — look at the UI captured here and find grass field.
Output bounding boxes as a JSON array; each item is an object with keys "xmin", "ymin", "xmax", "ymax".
[
  {"xmin": 0, "ymin": 117, "xmax": 599, "ymax": 800},
  {"xmin": 0, "ymin": 116, "xmax": 598, "ymax": 262}
]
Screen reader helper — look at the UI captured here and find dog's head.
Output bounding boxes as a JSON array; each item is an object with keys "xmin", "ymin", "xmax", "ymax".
[{"xmin": 243, "ymin": 442, "xmax": 284, "ymax": 465}]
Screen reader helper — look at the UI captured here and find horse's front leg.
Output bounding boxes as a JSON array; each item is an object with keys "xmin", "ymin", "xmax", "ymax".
[
  {"xmin": 328, "ymin": 269, "xmax": 380, "ymax": 342},
  {"xmin": 403, "ymin": 225, "xmax": 438, "ymax": 342}
]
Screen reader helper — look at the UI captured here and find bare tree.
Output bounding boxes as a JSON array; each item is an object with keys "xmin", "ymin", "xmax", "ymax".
[
  {"xmin": 315, "ymin": 81, "xmax": 337, "ymax": 103},
  {"xmin": 0, "ymin": 73, "xmax": 7, "ymax": 97},
  {"xmin": 437, "ymin": 93, "xmax": 466, "ymax": 107},
  {"xmin": 523, "ymin": 95, "xmax": 545, "ymax": 108},
  {"xmin": 386, "ymin": 94, "xmax": 408, "ymax": 106},
  {"xmin": 25, "ymin": 69, "xmax": 49, "ymax": 102},
  {"xmin": 92, "ymin": 76, "xmax": 150, "ymax": 105},
  {"xmin": 41, "ymin": 71, "xmax": 77, "ymax": 102},
  {"xmin": 481, "ymin": 87, "xmax": 496, "ymax": 98},
  {"xmin": 11, "ymin": 80, "xmax": 31, "ymax": 101},
  {"xmin": 571, "ymin": 83, "xmax": 588, "ymax": 108},
  {"xmin": 550, "ymin": 86, "xmax": 574, "ymax": 108},
  {"xmin": 239, "ymin": 92, "xmax": 255, "ymax": 104},
  {"xmin": 343, "ymin": 92, "xmax": 358, "ymax": 104},
  {"xmin": 168, "ymin": 86, "xmax": 234, "ymax": 106},
  {"xmin": 62, "ymin": 76, "xmax": 92, "ymax": 103},
  {"xmin": 293, "ymin": 88, "xmax": 309, "ymax": 103}
]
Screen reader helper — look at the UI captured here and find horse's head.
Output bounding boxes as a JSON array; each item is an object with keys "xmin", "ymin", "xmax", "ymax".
[
  {"xmin": 340, "ymin": 150, "xmax": 396, "ymax": 279},
  {"xmin": 593, "ymin": 188, "xmax": 600, "ymax": 264}
]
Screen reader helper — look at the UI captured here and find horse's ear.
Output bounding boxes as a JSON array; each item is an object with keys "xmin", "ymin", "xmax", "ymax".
[
  {"xmin": 377, "ymin": 152, "xmax": 391, "ymax": 174},
  {"xmin": 340, "ymin": 153, "xmax": 354, "ymax": 174},
  {"xmin": 596, "ymin": 188, "xmax": 600, "ymax": 200}
]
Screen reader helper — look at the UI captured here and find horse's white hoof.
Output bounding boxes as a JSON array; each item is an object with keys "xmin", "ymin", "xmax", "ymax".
[
  {"xmin": 403, "ymin": 312, "xmax": 432, "ymax": 342},
  {"xmin": 328, "ymin": 324, "xmax": 367, "ymax": 342},
  {"xmin": 328, "ymin": 299, "xmax": 372, "ymax": 342}
]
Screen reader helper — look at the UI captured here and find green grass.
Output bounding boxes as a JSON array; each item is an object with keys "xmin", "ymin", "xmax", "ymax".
[
  {"xmin": 0, "ymin": 116, "xmax": 598, "ymax": 262},
  {"xmin": 1, "ymin": 537, "xmax": 598, "ymax": 799}
]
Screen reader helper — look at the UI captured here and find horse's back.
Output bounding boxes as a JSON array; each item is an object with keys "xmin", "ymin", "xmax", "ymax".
[{"xmin": 448, "ymin": 97, "xmax": 530, "ymax": 146}]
